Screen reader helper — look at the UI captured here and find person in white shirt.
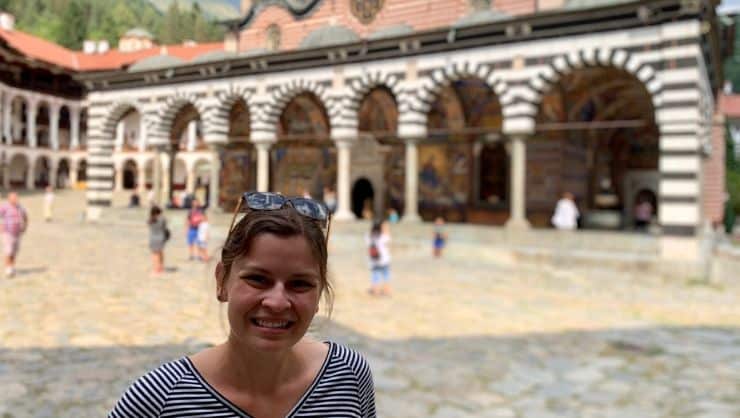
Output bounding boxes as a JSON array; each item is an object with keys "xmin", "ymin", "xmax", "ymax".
[
  {"xmin": 43, "ymin": 186, "xmax": 55, "ymax": 222},
  {"xmin": 551, "ymin": 192, "xmax": 580, "ymax": 230},
  {"xmin": 197, "ymin": 212, "xmax": 210, "ymax": 262}
]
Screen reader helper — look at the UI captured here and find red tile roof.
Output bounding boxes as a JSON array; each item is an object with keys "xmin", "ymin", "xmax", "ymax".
[{"xmin": 0, "ymin": 27, "xmax": 224, "ymax": 72}]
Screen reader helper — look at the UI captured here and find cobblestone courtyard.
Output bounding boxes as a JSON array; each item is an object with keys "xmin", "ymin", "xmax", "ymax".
[{"xmin": 0, "ymin": 191, "xmax": 738, "ymax": 418}]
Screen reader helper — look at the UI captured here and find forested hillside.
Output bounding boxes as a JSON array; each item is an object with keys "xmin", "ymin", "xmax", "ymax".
[
  {"xmin": 148, "ymin": 0, "xmax": 239, "ymax": 20},
  {"xmin": 0, "ymin": 0, "xmax": 225, "ymax": 50}
]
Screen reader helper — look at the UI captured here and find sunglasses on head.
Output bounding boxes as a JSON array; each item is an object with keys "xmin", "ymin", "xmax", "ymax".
[{"xmin": 228, "ymin": 191, "xmax": 332, "ymax": 240}]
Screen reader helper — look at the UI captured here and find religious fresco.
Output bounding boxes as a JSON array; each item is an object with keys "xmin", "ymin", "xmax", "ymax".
[
  {"xmin": 274, "ymin": 93, "xmax": 336, "ymax": 199},
  {"xmin": 220, "ymin": 148, "xmax": 255, "ymax": 211},
  {"xmin": 421, "ymin": 78, "xmax": 503, "ymax": 221},
  {"xmin": 357, "ymin": 87, "xmax": 401, "ymax": 213},
  {"xmin": 531, "ymin": 66, "xmax": 659, "ymax": 227},
  {"xmin": 228, "ymin": 99, "xmax": 250, "ymax": 140}
]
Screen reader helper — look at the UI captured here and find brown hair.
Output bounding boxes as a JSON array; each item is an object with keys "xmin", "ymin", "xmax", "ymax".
[{"xmin": 219, "ymin": 207, "xmax": 333, "ymax": 315}]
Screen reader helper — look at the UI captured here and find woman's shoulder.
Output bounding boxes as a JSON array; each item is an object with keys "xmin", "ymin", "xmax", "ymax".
[
  {"xmin": 109, "ymin": 358, "xmax": 193, "ymax": 417},
  {"xmin": 126, "ymin": 357, "xmax": 192, "ymax": 391},
  {"xmin": 325, "ymin": 341, "xmax": 373, "ymax": 378}
]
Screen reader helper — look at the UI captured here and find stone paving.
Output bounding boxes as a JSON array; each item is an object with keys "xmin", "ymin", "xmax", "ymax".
[{"xmin": 0, "ymin": 190, "xmax": 739, "ymax": 418}]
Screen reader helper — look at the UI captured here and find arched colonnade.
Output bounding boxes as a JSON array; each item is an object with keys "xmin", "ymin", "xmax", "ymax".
[{"xmin": 88, "ymin": 46, "xmax": 707, "ymax": 235}]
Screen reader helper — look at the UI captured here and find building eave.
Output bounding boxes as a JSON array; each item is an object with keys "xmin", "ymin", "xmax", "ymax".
[{"xmin": 77, "ymin": 0, "xmax": 721, "ymax": 93}]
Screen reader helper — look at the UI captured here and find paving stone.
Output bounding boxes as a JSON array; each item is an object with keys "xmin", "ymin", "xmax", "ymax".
[{"xmin": 0, "ymin": 191, "xmax": 738, "ymax": 417}]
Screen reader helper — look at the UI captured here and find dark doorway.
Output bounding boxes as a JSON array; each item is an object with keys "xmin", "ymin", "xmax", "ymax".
[
  {"xmin": 351, "ymin": 178, "xmax": 374, "ymax": 219},
  {"xmin": 123, "ymin": 160, "xmax": 137, "ymax": 190}
]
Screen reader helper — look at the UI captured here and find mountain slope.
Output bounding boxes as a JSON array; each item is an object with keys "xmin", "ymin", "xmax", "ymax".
[{"xmin": 148, "ymin": 0, "xmax": 241, "ymax": 20}]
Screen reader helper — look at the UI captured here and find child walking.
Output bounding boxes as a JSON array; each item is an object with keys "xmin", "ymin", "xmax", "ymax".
[
  {"xmin": 433, "ymin": 216, "xmax": 447, "ymax": 258},
  {"xmin": 367, "ymin": 220, "xmax": 391, "ymax": 296}
]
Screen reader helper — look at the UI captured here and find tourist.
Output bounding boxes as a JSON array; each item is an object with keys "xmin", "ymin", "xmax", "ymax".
[
  {"xmin": 433, "ymin": 216, "xmax": 447, "ymax": 258},
  {"xmin": 634, "ymin": 200, "xmax": 653, "ymax": 231},
  {"xmin": 387, "ymin": 208, "xmax": 400, "ymax": 224},
  {"xmin": 186, "ymin": 199, "xmax": 204, "ymax": 260},
  {"xmin": 0, "ymin": 192, "xmax": 28, "ymax": 278},
  {"xmin": 323, "ymin": 186, "xmax": 337, "ymax": 214},
  {"xmin": 551, "ymin": 192, "xmax": 579, "ymax": 230},
  {"xmin": 43, "ymin": 186, "xmax": 54, "ymax": 222},
  {"xmin": 367, "ymin": 220, "xmax": 391, "ymax": 296},
  {"xmin": 197, "ymin": 211, "xmax": 210, "ymax": 262},
  {"xmin": 110, "ymin": 191, "xmax": 376, "ymax": 417},
  {"xmin": 128, "ymin": 192, "xmax": 140, "ymax": 208},
  {"xmin": 148, "ymin": 205, "xmax": 168, "ymax": 276}
]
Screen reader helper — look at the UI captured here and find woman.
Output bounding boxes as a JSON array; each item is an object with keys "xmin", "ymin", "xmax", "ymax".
[
  {"xmin": 148, "ymin": 205, "xmax": 168, "ymax": 276},
  {"xmin": 111, "ymin": 192, "xmax": 376, "ymax": 417}
]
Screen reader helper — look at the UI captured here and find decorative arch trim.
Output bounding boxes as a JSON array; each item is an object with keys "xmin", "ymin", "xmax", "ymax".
[
  {"xmin": 526, "ymin": 48, "xmax": 662, "ymax": 117},
  {"xmin": 415, "ymin": 61, "xmax": 510, "ymax": 115},
  {"xmin": 263, "ymin": 79, "xmax": 334, "ymax": 136},
  {"xmin": 207, "ymin": 84, "xmax": 256, "ymax": 144},
  {"xmin": 342, "ymin": 71, "xmax": 403, "ymax": 132},
  {"xmin": 152, "ymin": 91, "xmax": 208, "ymax": 146},
  {"xmin": 101, "ymin": 101, "xmax": 146, "ymax": 140}
]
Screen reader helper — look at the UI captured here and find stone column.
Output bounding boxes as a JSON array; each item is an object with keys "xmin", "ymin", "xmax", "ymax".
[
  {"xmin": 151, "ymin": 147, "xmax": 164, "ymax": 206},
  {"xmin": 2, "ymin": 161, "xmax": 9, "ymax": 189},
  {"xmin": 25, "ymin": 162, "xmax": 34, "ymax": 189},
  {"xmin": 186, "ymin": 163, "xmax": 196, "ymax": 194},
  {"xmin": 505, "ymin": 135, "xmax": 530, "ymax": 229},
  {"xmin": 50, "ymin": 104, "xmax": 61, "ymax": 150},
  {"xmin": 333, "ymin": 139, "xmax": 354, "ymax": 221},
  {"xmin": 114, "ymin": 161, "xmax": 124, "ymax": 191},
  {"xmin": 403, "ymin": 139, "xmax": 421, "ymax": 223},
  {"xmin": 161, "ymin": 153, "xmax": 171, "ymax": 206},
  {"xmin": 255, "ymin": 141, "xmax": 272, "ymax": 192},
  {"xmin": 137, "ymin": 161, "xmax": 147, "ymax": 196},
  {"xmin": 209, "ymin": 147, "xmax": 222, "ymax": 210},
  {"xmin": 48, "ymin": 159, "xmax": 58, "ymax": 189},
  {"xmin": 26, "ymin": 98, "xmax": 38, "ymax": 148},
  {"xmin": 187, "ymin": 120, "xmax": 197, "ymax": 151},
  {"xmin": 70, "ymin": 107, "xmax": 80, "ymax": 150},
  {"xmin": 12, "ymin": 99, "xmax": 22, "ymax": 142},
  {"xmin": 3, "ymin": 94, "xmax": 12, "ymax": 144},
  {"xmin": 115, "ymin": 120, "xmax": 125, "ymax": 152},
  {"xmin": 69, "ymin": 160, "xmax": 79, "ymax": 187}
]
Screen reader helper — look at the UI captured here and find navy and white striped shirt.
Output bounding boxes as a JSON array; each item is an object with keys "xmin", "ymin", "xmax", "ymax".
[{"xmin": 109, "ymin": 342, "xmax": 376, "ymax": 417}]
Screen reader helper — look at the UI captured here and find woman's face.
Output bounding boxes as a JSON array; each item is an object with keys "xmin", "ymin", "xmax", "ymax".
[{"xmin": 218, "ymin": 233, "xmax": 322, "ymax": 353}]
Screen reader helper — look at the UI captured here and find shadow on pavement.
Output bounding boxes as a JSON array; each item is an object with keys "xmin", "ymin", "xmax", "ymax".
[{"xmin": 1, "ymin": 323, "xmax": 737, "ymax": 418}]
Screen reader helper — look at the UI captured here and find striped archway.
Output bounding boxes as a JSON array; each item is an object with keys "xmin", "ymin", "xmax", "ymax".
[
  {"xmin": 340, "ymin": 71, "xmax": 404, "ymax": 136},
  {"xmin": 151, "ymin": 91, "xmax": 208, "ymax": 147},
  {"xmin": 208, "ymin": 84, "xmax": 257, "ymax": 144},
  {"xmin": 264, "ymin": 79, "xmax": 335, "ymax": 138},
  {"xmin": 523, "ymin": 48, "xmax": 662, "ymax": 125}
]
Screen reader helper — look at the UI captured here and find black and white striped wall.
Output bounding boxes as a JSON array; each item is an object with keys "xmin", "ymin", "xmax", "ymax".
[{"xmin": 84, "ymin": 20, "xmax": 711, "ymax": 237}]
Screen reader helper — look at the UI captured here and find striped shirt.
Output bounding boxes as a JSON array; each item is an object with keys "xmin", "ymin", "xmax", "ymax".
[{"xmin": 109, "ymin": 341, "xmax": 376, "ymax": 418}]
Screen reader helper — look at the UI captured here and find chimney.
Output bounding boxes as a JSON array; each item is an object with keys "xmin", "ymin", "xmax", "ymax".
[
  {"xmin": 97, "ymin": 40, "xmax": 110, "ymax": 54},
  {"xmin": 83, "ymin": 40, "xmax": 96, "ymax": 54},
  {"xmin": 0, "ymin": 12, "xmax": 15, "ymax": 31}
]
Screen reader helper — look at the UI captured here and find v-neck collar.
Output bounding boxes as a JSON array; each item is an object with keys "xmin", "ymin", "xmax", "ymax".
[{"xmin": 185, "ymin": 341, "xmax": 335, "ymax": 418}]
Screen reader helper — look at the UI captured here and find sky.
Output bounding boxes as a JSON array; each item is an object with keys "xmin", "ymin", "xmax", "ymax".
[{"xmin": 720, "ymin": 0, "xmax": 740, "ymax": 13}]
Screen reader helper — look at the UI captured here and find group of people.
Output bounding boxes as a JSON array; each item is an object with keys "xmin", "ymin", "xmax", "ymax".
[
  {"xmin": 364, "ymin": 214, "xmax": 447, "ymax": 297},
  {"xmin": 551, "ymin": 191, "xmax": 654, "ymax": 231},
  {"xmin": 147, "ymin": 198, "xmax": 210, "ymax": 277}
]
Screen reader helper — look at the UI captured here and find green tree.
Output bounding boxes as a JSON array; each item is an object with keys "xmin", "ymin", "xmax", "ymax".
[{"xmin": 57, "ymin": 0, "xmax": 88, "ymax": 49}]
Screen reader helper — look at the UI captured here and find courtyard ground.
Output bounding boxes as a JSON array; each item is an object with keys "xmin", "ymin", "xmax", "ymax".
[{"xmin": 0, "ymin": 190, "xmax": 738, "ymax": 418}]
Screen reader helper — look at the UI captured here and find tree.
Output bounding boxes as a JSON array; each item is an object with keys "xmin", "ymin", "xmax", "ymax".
[{"xmin": 57, "ymin": 0, "xmax": 88, "ymax": 49}]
